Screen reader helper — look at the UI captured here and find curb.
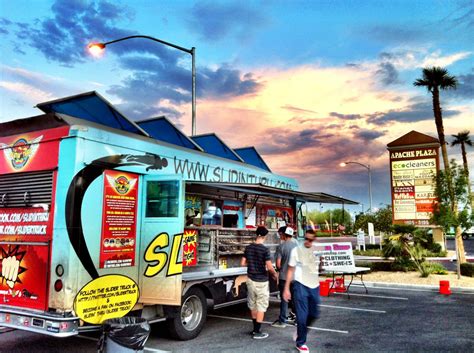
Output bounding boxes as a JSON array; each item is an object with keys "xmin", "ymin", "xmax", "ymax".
[
  {"xmin": 360, "ymin": 281, "xmax": 474, "ymax": 294},
  {"xmin": 354, "ymin": 255, "xmax": 474, "ymax": 261}
]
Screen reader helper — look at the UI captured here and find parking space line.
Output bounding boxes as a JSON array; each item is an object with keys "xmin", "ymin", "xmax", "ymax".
[
  {"xmin": 208, "ymin": 314, "xmax": 349, "ymax": 334},
  {"xmin": 77, "ymin": 335, "xmax": 98, "ymax": 342},
  {"xmin": 144, "ymin": 348, "xmax": 170, "ymax": 353},
  {"xmin": 78, "ymin": 335, "xmax": 170, "ymax": 352},
  {"xmin": 333, "ymin": 293, "xmax": 409, "ymax": 300},
  {"xmin": 319, "ymin": 304, "xmax": 386, "ymax": 313}
]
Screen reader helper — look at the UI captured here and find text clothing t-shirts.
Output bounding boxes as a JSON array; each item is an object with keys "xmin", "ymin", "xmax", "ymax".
[
  {"xmin": 244, "ymin": 243, "xmax": 271, "ymax": 282},
  {"xmin": 288, "ymin": 245, "xmax": 320, "ymax": 288}
]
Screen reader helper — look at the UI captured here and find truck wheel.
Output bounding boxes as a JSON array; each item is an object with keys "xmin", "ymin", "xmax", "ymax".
[
  {"xmin": 167, "ymin": 287, "xmax": 207, "ymax": 340},
  {"xmin": 462, "ymin": 233, "xmax": 468, "ymax": 240}
]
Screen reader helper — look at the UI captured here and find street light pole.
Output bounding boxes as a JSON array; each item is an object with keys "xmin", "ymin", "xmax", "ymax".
[
  {"xmin": 340, "ymin": 161, "xmax": 373, "ymax": 213},
  {"xmin": 88, "ymin": 35, "xmax": 197, "ymax": 136}
]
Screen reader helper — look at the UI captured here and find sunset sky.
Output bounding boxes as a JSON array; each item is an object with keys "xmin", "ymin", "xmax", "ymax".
[{"xmin": 1, "ymin": 0, "xmax": 473, "ymax": 215}]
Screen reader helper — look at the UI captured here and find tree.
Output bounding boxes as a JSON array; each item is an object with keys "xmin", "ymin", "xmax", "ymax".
[
  {"xmin": 306, "ymin": 209, "xmax": 353, "ymax": 234},
  {"xmin": 353, "ymin": 212, "xmax": 376, "ymax": 234},
  {"xmin": 373, "ymin": 206, "xmax": 394, "ymax": 234},
  {"xmin": 432, "ymin": 160, "xmax": 473, "ymax": 275},
  {"xmin": 413, "ymin": 67, "xmax": 457, "ymax": 177},
  {"xmin": 451, "ymin": 130, "xmax": 472, "ymax": 196},
  {"xmin": 413, "ymin": 67, "xmax": 466, "ymax": 272}
]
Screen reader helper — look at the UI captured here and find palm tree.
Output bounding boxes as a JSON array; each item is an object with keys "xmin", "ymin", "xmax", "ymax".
[
  {"xmin": 413, "ymin": 67, "xmax": 458, "ymax": 175},
  {"xmin": 414, "ymin": 67, "xmax": 466, "ymax": 270},
  {"xmin": 451, "ymin": 130, "xmax": 472, "ymax": 195}
]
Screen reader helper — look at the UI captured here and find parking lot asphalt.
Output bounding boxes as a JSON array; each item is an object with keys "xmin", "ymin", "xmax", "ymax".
[{"xmin": 2, "ymin": 285, "xmax": 473, "ymax": 353}]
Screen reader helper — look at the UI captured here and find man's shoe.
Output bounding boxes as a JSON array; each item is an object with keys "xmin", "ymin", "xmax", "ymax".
[
  {"xmin": 249, "ymin": 331, "xmax": 256, "ymax": 336},
  {"xmin": 296, "ymin": 344, "xmax": 309, "ymax": 352},
  {"xmin": 253, "ymin": 332, "xmax": 269, "ymax": 339},
  {"xmin": 271, "ymin": 320, "xmax": 287, "ymax": 328}
]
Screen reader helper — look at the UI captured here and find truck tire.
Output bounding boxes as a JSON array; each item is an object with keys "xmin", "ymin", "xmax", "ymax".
[
  {"xmin": 167, "ymin": 287, "xmax": 207, "ymax": 340},
  {"xmin": 462, "ymin": 233, "xmax": 468, "ymax": 240}
]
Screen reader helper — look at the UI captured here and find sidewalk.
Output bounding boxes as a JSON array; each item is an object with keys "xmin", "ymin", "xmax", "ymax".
[{"xmin": 347, "ymin": 255, "xmax": 474, "ymax": 293}]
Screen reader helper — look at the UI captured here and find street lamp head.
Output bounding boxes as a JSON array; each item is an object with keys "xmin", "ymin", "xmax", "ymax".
[
  {"xmin": 339, "ymin": 162, "xmax": 347, "ymax": 167},
  {"xmin": 88, "ymin": 42, "xmax": 106, "ymax": 57}
]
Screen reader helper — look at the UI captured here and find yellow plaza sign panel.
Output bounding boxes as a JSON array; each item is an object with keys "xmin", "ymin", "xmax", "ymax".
[{"xmin": 387, "ymin": 131, "xmax": 440, "ymax": 226}]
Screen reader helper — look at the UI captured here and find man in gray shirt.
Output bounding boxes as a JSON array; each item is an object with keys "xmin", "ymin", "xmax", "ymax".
[{"xmin": 272, "ymin": 226, "xmax": 297, "ymax": 327}]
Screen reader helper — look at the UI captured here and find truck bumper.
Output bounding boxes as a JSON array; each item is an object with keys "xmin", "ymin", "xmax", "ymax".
[{"xmin": 0, "ymin": 306, "xmax": 80, "ymax": 337}]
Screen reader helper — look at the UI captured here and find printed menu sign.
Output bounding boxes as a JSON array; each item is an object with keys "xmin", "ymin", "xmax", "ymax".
[
  {"xmin": 99, "ymin": 170, "xmax": 139, "ymax": 268},
  {"xmin": 389, "ymin": 147, "xmax": 439, "ymax": 226}
]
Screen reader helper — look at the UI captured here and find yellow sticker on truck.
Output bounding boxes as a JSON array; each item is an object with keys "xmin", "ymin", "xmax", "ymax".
[{"xmin": 73, "ymin": 274, "xmax": 139, "ymax": 324}]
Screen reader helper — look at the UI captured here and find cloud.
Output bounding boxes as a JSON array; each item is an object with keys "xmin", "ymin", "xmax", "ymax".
[
  {"xmin": 14, "ymin": 0, "xmax": 135, "ymax": 66},
  {"xmin": 372, "ymin": 50, "xmax": 471, "ymax": 72},
  {"xmin": 118, "ymin": 102, "xmax": 184, "ymax": 126},
  {"xmin": 199, "ymin": 65, "xmax": 262, "ymax": 98},
  {"xmin": 360, "ymin": 25, "xmax": 427, "ymax": 44},
  {"xmin": 281, "ymin": 105, "xmax": 317, "ymax": 114},
  {"xmin": 107, "ymin": 58, "xmax": 263, "ymax": 120},
  {"xmin": 439, "ymin": 3, "xmax": 474, "ymax": 30},
  {"xmin": 6, "ymin": 0, "xmax": 265, "ymax": 122},
  {"xmin": 354, "ymin": 129, "xmax": 386, "ymax": 141},
  {"xmin": 0, "ymin": 81, "xmax": 55, "ymax": 103},
  {"xmin": 421, "ymin": 51, "xmax": 472, "ymax": 68},
  {"xmin": 446, "ymin": 69, "xmax": 474, "ymax": 100},
  {"xmin": 330, "ymin": 112, "xmax": 362, "ymax": 120},
  {"xmin": 0, "ymin": 65, "xmax": 75, "ymax": 104},
  {"xmin": 376, "ymin": 62, "xmax": 399, "ymax": 86},
  {"xmin": 368, "ymin": 101, "xmax": 461, "ymax": 126},
  {"xmin": 186, "ymin": 1, "xmax": 268, "ymax": 42}
]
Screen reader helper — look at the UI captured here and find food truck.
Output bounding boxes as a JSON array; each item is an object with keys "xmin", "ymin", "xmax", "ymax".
[{"xmin": 0, "ymin": 92, "xmax": 356, "ymax": 339}]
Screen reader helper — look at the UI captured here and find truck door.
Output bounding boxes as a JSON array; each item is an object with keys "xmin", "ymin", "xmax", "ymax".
[{"xmin": 139, "ymin": 175, "xmax": 184, "ymax": 306}]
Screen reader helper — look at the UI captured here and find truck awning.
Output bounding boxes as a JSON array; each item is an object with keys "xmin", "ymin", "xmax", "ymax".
[{"xmin": 186, "ymin": 182, "xmax": 358, "ymax": 205}]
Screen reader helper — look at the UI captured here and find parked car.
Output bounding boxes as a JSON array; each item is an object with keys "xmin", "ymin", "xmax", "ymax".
[{"xmin": 462, "ymin": 227, "xmax": 474, "ymax": 240}]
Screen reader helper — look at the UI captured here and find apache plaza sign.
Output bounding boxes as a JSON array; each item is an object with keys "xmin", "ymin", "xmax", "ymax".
[{"xmin": 389, "ymin": 145, "xmax": 439, "ymax": 226}]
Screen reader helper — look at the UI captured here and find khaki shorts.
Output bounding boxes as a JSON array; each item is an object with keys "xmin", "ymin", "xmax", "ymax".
[{"xmin": 246, "ymin": 278, "xmax": 269, "ymax": 312}]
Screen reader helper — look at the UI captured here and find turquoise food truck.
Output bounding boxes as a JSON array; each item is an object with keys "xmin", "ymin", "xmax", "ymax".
[{"xmin": 0, "ymin": 92, "xmax": 356, "ymax": 339}]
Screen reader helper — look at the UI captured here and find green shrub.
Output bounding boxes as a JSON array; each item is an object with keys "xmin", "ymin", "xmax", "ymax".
[
  {"xmin": 392, "ymin": 257, "xmax": 416, "ymax": 272},
  {"xmin": 419, "ymin": 262, "xmax": 448, "ymax": 277},
  {"xmin": 420, "ymin": 262, "xmax": 431, "ymax": 277},
  {"xmin": 428, "ymin": 262, "xmax": 448, "ymax": 275},
  {"xmin": 353, "ymin": 249, "xmax": 383, "ymax": 256},
  {"xmin": 370, "ymin": 261, "xmax": 395, "ymax": 271},
  {"xmin": 425, "ymin": 249, "xmax": 447, "ymax": 257},
  {"xmin": 460, "ymin": 263, "xmax": 474, "ymax": 277},
  {"xmin": 382, "ymin": 234, "xmax": 411, "ymax": 259},
  {"xmin": 365, "ymin": 244, "xmax": 381, "ymax": 250},
  {"xmin": 428, "ymin": 242, "xmax": 442, "ymax": 254},
  {"xmin": 356, "ymin": 261, "xmax": 395, "ymax": 272}
]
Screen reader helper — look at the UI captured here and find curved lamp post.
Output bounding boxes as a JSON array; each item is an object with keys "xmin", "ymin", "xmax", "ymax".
[
  {"xmin": 340, "ymin": 161, "xmax": 373, "ymax": 213},
  {"xmin": 88, "ymin": 35, "xmax": 197, "ymax": 136}
]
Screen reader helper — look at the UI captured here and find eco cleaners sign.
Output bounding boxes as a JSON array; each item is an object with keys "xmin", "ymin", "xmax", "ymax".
[{"xmin": 387, "ymin": 132, "xmax": 440, "ymax": 226}]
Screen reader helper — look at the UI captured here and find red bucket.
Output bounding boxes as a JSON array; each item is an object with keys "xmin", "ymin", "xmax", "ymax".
[
  {"xmin": 439, "ymin": 280, "xmax": 451, "ymax": 295},
  {"xmin": 319, "ymin": 281, "xmax": 329, "ymax": 296}
]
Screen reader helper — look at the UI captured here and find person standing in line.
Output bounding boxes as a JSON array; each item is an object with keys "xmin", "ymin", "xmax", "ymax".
[
  {"xmin": 272, "ymin": 226, "xmax": 298, "ymax": 328},
  {"xmin": 241, "ymin": 226, "xmax": 278, "ymax": 339},
  {"xmin": 283, "ymin": 229, "xmax": 323, "ymax": 353}
]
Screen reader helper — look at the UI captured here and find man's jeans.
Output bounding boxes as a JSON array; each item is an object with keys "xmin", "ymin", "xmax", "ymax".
[
  {"xmin": 293, "ymin": 281, "xmax": 320, "ymax": 347},
  {"xmin": 278, "ymin": 280, "xmax": 295, "ymax": 323}
]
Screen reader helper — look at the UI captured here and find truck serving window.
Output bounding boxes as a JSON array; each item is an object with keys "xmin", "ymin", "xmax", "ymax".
[{"xmin": 146, "ymin": 181, "xmax": 179, "ymax": 217}]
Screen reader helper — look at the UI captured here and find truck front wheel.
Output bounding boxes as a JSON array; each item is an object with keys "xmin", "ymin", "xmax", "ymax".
[{"xmin": 167, "ymin": 287, "xmax": 207, "ymax": 340}]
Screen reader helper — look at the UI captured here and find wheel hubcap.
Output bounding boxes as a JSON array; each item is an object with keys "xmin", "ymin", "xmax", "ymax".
[{"xmin": 181, "ymin": 294, "xmax": 203, "ymax": 331}]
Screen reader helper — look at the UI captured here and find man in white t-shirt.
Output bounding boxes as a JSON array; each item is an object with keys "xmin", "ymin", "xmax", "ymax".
[{"xmin": 283, "ymin": 229, "xmax": 322, "ymax": 353}]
